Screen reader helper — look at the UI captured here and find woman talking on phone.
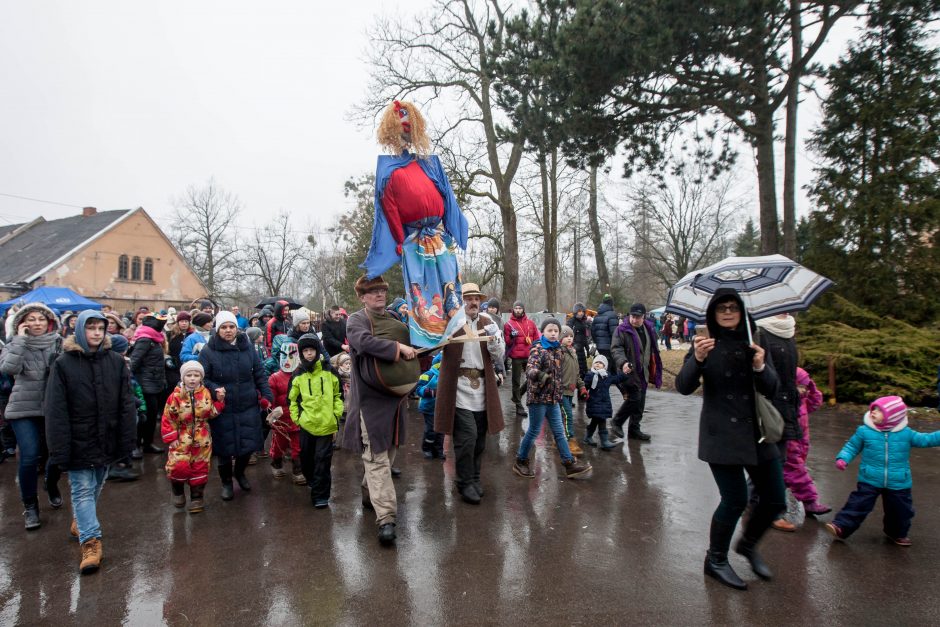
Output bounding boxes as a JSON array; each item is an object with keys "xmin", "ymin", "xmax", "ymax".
[{"xmin": 675, "ymin": 288, "xmax": 784, "ymax": 591}]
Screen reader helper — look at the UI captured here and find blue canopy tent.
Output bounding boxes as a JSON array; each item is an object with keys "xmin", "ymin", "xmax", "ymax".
[{"xmin": 0, "ymin": 286, "xmax": 103, "ymax": 316}]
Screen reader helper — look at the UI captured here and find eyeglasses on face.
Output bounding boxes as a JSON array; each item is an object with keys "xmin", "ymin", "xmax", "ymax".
[{"xmin": 715, "ymin": 304, "xmax": 740, "ymax": 314}]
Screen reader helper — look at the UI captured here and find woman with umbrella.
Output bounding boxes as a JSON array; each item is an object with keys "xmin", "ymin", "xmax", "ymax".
[{"xmin": 675, "ymin": 288, "xmax": 784, "ymax": 591}]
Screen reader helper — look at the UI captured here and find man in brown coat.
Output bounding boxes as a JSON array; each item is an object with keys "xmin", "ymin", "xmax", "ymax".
[
  {"xmin": 434, "ymin": 283, "xmax": 505, "ymax": 504},
  {"xmin": 342, "ymin": 275, "xmax": 417, "ymax": 546}
]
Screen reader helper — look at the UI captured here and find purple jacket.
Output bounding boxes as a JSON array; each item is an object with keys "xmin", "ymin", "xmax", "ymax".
[{"xmin": 610, "ymin": 319, "xmax": 662, "ymax": 390}]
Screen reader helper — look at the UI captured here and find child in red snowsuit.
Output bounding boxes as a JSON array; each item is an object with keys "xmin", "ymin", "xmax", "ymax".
[
  {"xmin": 161, "ymin": 360, "xmax": 223, "ymax": 514},
  {"xmin": 268, "ymin": 339, "xmax": 303, "ymax": 484}
]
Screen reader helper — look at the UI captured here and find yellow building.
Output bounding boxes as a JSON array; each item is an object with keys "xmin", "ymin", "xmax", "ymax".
[{"xmin": 0, "ymin": 207, "xmax": 207, "ymax": 312}]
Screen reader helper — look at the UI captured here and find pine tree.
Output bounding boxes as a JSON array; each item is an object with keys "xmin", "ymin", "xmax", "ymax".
[
  {"xmin": 733, "ymin": 218, "xmax": 761, "ymax": 257},
  {"xmin": 805, "ymin": 0, "xmax": 940, "ymax": 323}
]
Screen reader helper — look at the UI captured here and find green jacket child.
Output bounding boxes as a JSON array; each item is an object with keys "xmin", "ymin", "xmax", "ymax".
[{"xmin": 289, "ymin": 334, "xmax": 343, "ymax": 508}]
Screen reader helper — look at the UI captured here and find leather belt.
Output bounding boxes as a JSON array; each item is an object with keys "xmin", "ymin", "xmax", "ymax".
[{"xmin": 458, "ymin": 368, "xmax": 483, "ymax": 390}]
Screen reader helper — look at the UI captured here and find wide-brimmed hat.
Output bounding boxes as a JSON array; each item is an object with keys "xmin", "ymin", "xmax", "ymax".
[{"xmin": 462, "ymin": 283, "xmax": 485, "ymax": 298}]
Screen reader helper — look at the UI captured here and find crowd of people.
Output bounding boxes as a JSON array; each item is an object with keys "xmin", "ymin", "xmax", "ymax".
[{"xmin": 0, "ymin": 288, "xmax": 933, "ymax": 592}]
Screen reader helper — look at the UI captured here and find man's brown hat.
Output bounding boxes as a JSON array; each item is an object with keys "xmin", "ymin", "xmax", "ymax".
[
  {"xmin": 461, "ymin": 282, "xmax": 485, "ymax": 298},
  {"xmin": 355, "ymin": 275, "xmax": 390, "ymax": 297}
]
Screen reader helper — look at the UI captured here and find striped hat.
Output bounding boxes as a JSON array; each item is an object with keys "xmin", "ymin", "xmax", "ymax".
[{"xmin": 870, "ymin": 396, "xmax": 907, "ymax": 430}]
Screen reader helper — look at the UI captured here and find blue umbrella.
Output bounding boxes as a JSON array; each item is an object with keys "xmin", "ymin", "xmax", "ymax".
[{"xmin": 665, "ymin": 254, "xmax": 833, "ymax": 328}]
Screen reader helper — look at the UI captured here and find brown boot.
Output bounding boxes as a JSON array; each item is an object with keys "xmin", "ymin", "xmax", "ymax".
[
  {"xmin": 79, "ymin": 538, "xmax": 102, "ymax": 575},
  {"xmin": 512, "ymin": 457, "xmax": 535, "ymax": 478},
  {"xmin": 568, "ymin": 438, "xmax": 584, "ymax": 456},
  {"xmin": 171, "ymin": 481, "xmax": 186, "ymax": 508},
  {"xmin": 563, "ymin": 456, "xmax": 592, "ymax": 479},
  {"xmin": 188, "ymin": 485, "xmax": 205, "ymax": 514},
  {"xmin": 69, "ymin": 518, "xmax": 78, "ymax": 541}
]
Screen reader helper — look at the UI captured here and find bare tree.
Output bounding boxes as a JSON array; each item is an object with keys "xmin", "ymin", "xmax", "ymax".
[
  {"xmin": 586, "ymin": 164, "xmax": 611, "ymax": 297},
  {"xmin": 170, "ymin": 179, "xmax": 241, "ymax": 298},
  {"xmin": 626, "ymin": 162, "xmax": 742, "ymax": 294},
  {"xmin": 240, "ymin": 211, "xmax": 311, "ymax": 296},
  {"xmin": 357, "ymin": 0, "xmax": 525, "ymax": 303}
]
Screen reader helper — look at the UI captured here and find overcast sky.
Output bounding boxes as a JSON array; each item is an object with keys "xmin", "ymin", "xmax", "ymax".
[{"xmin": 0, "ymin": 2, "xmax": 861, "ymax": 237}]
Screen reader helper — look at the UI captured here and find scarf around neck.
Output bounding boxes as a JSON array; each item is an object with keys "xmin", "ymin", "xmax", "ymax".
[
  {"xmin": 134, "ymin": 324, "xmax": 166, "ymax": 344},
  {"xmin": 756, "ymin": 315, "xmax": 796, "ymax": 339},
  {"xmin": 590, "ymin": 368, "xmax": 608, "ymax": 389},
  {"xmin": 539, "ymin": 336, "xmax": 560, "ymax": 349}
]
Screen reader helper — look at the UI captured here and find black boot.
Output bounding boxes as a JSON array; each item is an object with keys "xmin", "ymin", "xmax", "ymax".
[
  {"xmin": 378, "ymin": 523, "xmax": 396, "ymax": 546},
  {"xmin": 219, "ymin": 458, "xmax": 235, "ymax": 501},
  {"xmin": 627, "ymin": 417, "xmax": 651, "ymax": 441},
  {"xmin": 233, "ymin": 454, "xmax": 252, "ymax": 491},
  {"xmin": 23, "ymin": 500, "xmax": 41, "ymax": 530},
  {"xmin": 704, "ymin": 551, "xmax": 747, "ymax": 590},
  {"xmin": 45, "ymin": 475, "xmax": 63, "ymax": 509},
  {"xmin": 734, "ymin": 537, "xmax": 773, "ymax": 580}
]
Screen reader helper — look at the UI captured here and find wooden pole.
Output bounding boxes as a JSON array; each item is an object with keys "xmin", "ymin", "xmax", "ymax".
[{"xmin": 828, "ymin": 355, "xmax": 837, "ymax": 405}]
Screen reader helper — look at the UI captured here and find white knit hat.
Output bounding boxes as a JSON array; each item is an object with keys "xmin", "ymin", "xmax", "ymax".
[
  {"xmin": 215, "ymin": 311, "xmax": 238, "ymax": 328},
  {"xmin": 292, "ymin": 309, "xmax": 310, "ymax": 326},
  {"xmin": 179, "ymin": 360, "xmax": 204, "ymax": 380}
]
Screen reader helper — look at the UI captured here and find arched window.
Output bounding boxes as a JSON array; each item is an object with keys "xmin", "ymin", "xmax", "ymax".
[
  {"xmin": 131, "ymin": 256, "xmax": 141, "ymax": 281},
  {"xmin": 118, "ymin": 254, "xmax": 129, "ymax": 280},
  {"xmin": 143, "ymin": 258, "xmax": 154, "ymax": 282}
]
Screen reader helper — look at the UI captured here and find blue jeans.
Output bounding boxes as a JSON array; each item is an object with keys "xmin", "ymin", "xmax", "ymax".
[
  {"xmin": 69, "ymin": 466, "xmax": 108, "ymax": 544},
  {"xmin": 560, "ymin": 395, "xmax": 575, "ymax": 438},
  {"xmin": 517, "ymin": 402, "xmax": 573, "ymax": 462},
  {"xmin": 9, "ymin": 416, "xmax": 61, "ymax": 503}
]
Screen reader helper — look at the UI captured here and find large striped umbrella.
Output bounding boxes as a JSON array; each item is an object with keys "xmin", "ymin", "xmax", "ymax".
[{"xmin": 664, "ymin": 254, "xmax": 833, "ymax": 324}]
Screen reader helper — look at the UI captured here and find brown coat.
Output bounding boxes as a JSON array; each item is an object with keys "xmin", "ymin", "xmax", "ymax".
[
  {"xmin": 434, "ymin": 312, "xmax": 505, "ymax": 435},
  {"xmin": 342, "ymin": 308, "xmax": 408, "ymax": 455}
]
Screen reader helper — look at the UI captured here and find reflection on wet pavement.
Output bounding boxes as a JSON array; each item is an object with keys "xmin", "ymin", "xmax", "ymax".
[{"xmin": 2, "ymin": 388, "xmax": 940, "ymax": 624}]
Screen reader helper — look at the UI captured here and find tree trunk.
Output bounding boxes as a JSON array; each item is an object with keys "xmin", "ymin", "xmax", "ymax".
[
  {"xmin": 587, "ymin": 165, "xmax": 611, "ymax": 292},
  {"xmin": 548, "ymin": 149, "xmax": 559, "ymax": 311},
  {"xmin": 499, "ymin": 185, "xmax": 519, "ymax": 305},
  {"xmin": 782, "ymin": 0, "xmax": 801, "ymax": 259},
  {"xmin": 754, "ymin": 113, "xmax": 780, "ymax": 255}
]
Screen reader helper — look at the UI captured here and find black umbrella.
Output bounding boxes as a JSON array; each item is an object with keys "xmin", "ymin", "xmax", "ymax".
[{"xmin": 255, "ymin": 297, "xmax": 303, "ymax": 310}]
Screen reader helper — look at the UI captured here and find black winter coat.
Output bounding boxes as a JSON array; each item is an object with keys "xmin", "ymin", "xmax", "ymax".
[
  {"xmin": 129, "ymin": 337, "xmax": 167, "ymax": 395},
  {"xmin": 321, "ymin": 318, "xmax": 347, "ymax": 358},
  {"xmin": 165, "ymin": 330, "xmax": 190, "ymax": 390},
  {"xmin": 591, "ymin": 303, "xmax": 619, "ymax": 351},
  {"xmin": 44, "ymin": 336, "xmax": 137, "ymax": 469},
  {"xmin": 758, "ymin": 329, "xmax": 802, "ymax": 441},
  {"xmin": 675, "ymin": 288, "xmax": 780, "ymax": 467},
  {"xmin": 199, "ymin": 332, "xmax": 273, "ymax": 457},
  {"xmin": 566, "ymin": 315, "xmax": 590, "ymax": 348}
]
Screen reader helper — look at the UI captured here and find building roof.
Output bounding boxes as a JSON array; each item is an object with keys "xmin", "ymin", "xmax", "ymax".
[{"xmin": 0, "ymin": 209, "xmax": 132, "ymax": 285}]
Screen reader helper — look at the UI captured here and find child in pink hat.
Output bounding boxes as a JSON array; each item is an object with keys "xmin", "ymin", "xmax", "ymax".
[{"xmin": 826, "ymin": 396, "xmax": 940, "ymax": 546}]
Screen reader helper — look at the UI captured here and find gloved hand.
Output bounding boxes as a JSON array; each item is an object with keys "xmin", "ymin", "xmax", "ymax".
[
  {"xmin": 259, "ymin": 398, "xmax": 271, "ymax": 412},
  {"xmin": 579, "ymin": 387, "xmax": 588, "ymax": 400},
  {"xmin": 510, "ymin": 328, "xmax": 519, "ymax": 338},
  {"xmin": 484, "ymin": 323, "xmax": 499, "ymax": 337},
  {"xmin": 537, "ymin": 372, "xmax": 551, "ymax": 386},
  {"xmin": 835, "ymin": 459, "xmax": 847, "ymax": 471},
  {"xmin": 396, "ymin": 244, "xmax": 403, "ymax": 256}
]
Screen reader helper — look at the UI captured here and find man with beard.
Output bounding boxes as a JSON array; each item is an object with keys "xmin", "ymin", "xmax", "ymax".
[
  {"xmin": 610, "ymin": 303, "xmax": 662, "ymax": 441},
  {"xmin": 434, "ymin": 284, "xmax": 505, "ymax": 504}
]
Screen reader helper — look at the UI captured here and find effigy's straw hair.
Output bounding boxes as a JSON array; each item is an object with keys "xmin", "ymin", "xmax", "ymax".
[{"xmin": 377, "ymin": 100, "xmax": 431, "ymax": 158}]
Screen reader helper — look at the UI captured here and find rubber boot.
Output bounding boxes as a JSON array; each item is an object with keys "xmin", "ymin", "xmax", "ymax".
[
  {"xmin": 734, "ymin": 537, "xmax": 773, "ymax": 580},
  {"xmin": 599, "ymin": 428, "xmax": 620, "ymax": 451}
]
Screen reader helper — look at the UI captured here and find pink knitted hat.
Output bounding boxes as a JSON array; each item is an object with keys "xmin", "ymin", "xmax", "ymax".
[{"xmin": 870, "ymin": 395, "xmax": 907, "ymax": 430}]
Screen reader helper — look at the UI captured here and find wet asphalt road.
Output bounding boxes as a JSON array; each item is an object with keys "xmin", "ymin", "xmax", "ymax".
[{"xmin": 2, "ymin": 387, "xmax": 940, "ymax": 626}]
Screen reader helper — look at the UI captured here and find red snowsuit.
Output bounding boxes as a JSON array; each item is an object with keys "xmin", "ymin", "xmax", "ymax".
[
  {"xmin": 268, "ymin": 369, "xmax": 301, "ymax": 460},
  {"xmin": 161, "ymin": 385, "xmax": 223, "ymax": 486}
]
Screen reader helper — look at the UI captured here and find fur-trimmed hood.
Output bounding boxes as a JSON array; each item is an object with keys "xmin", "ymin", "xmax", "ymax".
[
  {"xmin": 11, "ymin": 302, "xmax": 60, "ymax": 335},
  {"xmin": 63, "ymin": 331, "xmax": 113, "ymax": 353}
]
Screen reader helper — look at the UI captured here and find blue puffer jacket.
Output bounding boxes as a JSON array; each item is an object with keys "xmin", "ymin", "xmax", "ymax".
[
  {"xmin": 582, "ymin": 370, "xmax": 627, "ymax": 418},
  {"xmin": 836, "ymin": 413, "xmax": 940, "ymax": 490},
  {"xmin": 591, "ymin": 303, "xmax": 619, "ymax": 351},
  {"xmin": 415, "ymin": 354, "xmax": 442, "ymax": 415}
]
